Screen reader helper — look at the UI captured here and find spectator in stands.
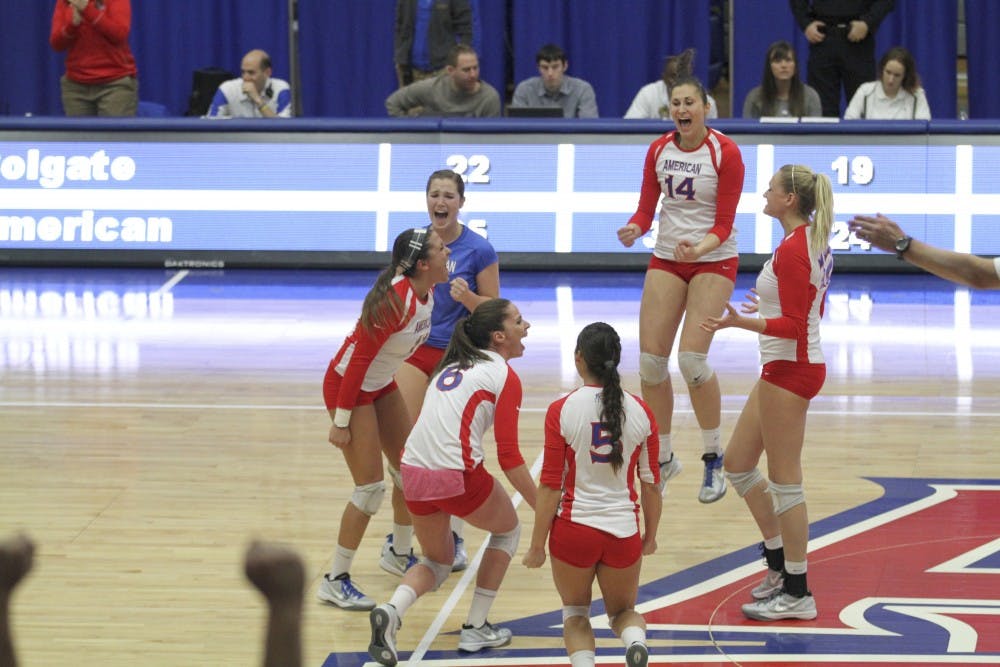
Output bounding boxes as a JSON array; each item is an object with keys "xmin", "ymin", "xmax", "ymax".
[
  {"xmin": 394, "ymin": 0, "xmax": 474, "ymax": 89},
  {"xmin": 510, "ymin": 44, "xmax": 599, "ymax": 118},
  {"xmin": 205, "ymin": 50, "xmax": 292, "ymax": 119},
  {"xmin": 743, "ymin": 41, "xmax": 823, "ymax": 119},
  {"xmin": 843, "ymin": 46, "xmax": 930, "ymax": 120},
  {"xmin": 790, "ymin": 0, "xmax": 896, "ymax": 117},
  {"xmin": 386, "ymin": 44, "xmax": 500, "ymax": 118},
  {"xmin": 49, "ymin": 0, "xmax": 138, "ymax": 117},
  {"xmin": 624, "ymin": 48, "xmax": 718, "ymax": 120}
]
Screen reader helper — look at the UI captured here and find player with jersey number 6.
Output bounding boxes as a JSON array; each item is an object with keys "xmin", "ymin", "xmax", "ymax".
[
  {"xmin": 523, "ymin": 322, "xmax": 662, "ymax": 667},
  {"xmin": 380, "ymin": 168, "xmax": 501, "ymax": 578},
  {"xmin": 316, "ymin": 227, "xmax": 451, "ymax": 612},
  {"xmin": 617, "ymin": 75, "xmax": 745, "ymax": 504},
  {"xmin": 701, "ymin": 164, "xmax": 834, "ymax": 621},
  {"xmin": 367, "ymin": 298, "xmax": 537, "ymax": 665}
]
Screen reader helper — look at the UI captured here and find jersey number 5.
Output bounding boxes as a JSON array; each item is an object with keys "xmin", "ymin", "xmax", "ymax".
[{"xmin": 663, "ymin": 174, "xmax": 695, "ymax": 201}]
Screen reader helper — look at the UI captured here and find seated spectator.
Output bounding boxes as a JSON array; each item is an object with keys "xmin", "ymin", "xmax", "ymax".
[
  {"xmin": 844, "ymin": 46, "xmax": 930, "ymax": 120},
  {"xmin": 510, "ymin": 44, "xmax": 598, "ymax": 118},
  {"xmin": 625, "ymin": 48, "xmax": 718, "ymax": 120},
  {"xmin": 743, "ymin": 40, "xmax": 822, "ymax": 119},
  {"xmin": 206, "ymin": 49, "xmax": 293, "ymax": 119},
  {"xmin": 386, "ymin": 44, "xmax": 501, "ymax": 117}
]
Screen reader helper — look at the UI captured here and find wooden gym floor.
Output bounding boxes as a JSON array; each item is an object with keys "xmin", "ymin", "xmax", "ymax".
[{"xmin": 1, "ymin": 267, "xmax": 998, "ymax": 666}]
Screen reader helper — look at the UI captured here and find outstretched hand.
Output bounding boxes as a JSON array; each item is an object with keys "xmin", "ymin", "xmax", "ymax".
[{"xmin": 701, "ymin": 302, "xmax": 740, "ymax": 333}]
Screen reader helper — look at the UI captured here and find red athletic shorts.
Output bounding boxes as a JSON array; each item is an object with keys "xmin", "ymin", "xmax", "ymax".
[
  {"xmin": 761, "ymin": 360, "xmax": 826, "ymax": 400},
  {"xmin": 405, "ymin": 463, "xmax": 496, "ymax": 517},
  {"xmin": 549, "ymin": 515, "xmax": 641, "ymax": 568},
  {"xmin": 404, "ymin": 343, "xmax": 445, "ymax": 376},
  {"xmin": 322, "ymin": 361, "xmax": 398, "ymax": 411},
  {"xmin": 648, "ymin": 256, "xmax": 738, "ymax": 283}
]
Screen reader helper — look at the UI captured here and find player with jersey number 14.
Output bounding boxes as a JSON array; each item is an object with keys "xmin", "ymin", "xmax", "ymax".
[{"xmin": 617, "ymin": 75, "xmax": 745, "ymax": 505}]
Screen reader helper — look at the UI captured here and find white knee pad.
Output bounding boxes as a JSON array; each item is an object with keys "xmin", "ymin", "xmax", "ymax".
[
  {"xmin": 386, "ymin": 463, "xmax": 403, "ymax": 489},
  {"xmin": 769, "ymin": 482, "xmax": 806, "ymax": 515},
  {"xmin": 562, "ymin": 605, "xmax": 590, "ymax": 623},
  {"xmin": 486, "ymin": 522, "xmax": 521, "ymax": 558},
  {"xmin": 725, "ymin": 468, "xmax": 766, "ymax": 498},
  {"xmin": 639, "ymin": 352, "xmax": 670, "ymax": 385},
  {"xmin": 419, "ymin": 558, "xmax": 452, "ymax": 591},
  {"xmin": 677, "ymin": 351, "xmax": 712, "ymax": 387},
  {"xmin": 350, "ymin": 480, "xmax": 386, "ymax": 516}
]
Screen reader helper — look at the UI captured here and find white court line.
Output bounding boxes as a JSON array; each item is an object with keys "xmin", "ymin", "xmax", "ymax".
[
  {"xmin": 1, "ymin": 402, "xmax": 999, "ymax": 419},
  {"xmin": 156, "ymin": 269, "xmax": 188, "ymax": 293},
  {"xmin": 406, "ymin": 450, "xmax": 546, "ymax": 667}
]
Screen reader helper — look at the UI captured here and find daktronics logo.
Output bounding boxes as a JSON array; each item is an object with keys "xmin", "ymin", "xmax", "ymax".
[{"xmin": 0, "ymin": 148, "xmax": 136, "ymax": 188}]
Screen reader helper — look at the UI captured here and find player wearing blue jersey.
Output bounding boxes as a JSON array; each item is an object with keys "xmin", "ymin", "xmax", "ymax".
[{"xmin": 380, "ymin": 169, "xmax": 500, "ymax": 577}]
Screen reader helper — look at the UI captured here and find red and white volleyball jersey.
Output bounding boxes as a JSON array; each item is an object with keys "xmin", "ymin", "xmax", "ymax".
[
  {"xmin": 756, "ymin": 225, "xmax": 834, "ymax": 365},
  {"xmin": 330, "ymin": 275, "xmax": 433, "ymax": 409},
  {"xmin": 402, "ymin": 349, "xmax": 525, "ymax": 473},
  {"xmin": 540, "ymin": 386, "xmax": 660, "ymax": 538},
  {"xmin": 628, "ymin": 127, "xmax": 745, "ymax": 262}
]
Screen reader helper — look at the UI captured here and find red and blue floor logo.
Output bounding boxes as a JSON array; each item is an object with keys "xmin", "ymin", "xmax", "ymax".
[{"xmin": 324, "ymin": 478, "xmax": 1000, "ymax": 666}]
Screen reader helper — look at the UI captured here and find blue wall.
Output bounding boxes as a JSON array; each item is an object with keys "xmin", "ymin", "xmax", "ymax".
[{"xmin": 0, "ymin": 0, "xmax": 991, "ymax": 119}]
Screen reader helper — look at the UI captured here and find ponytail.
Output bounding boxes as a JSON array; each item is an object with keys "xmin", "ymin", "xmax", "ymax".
[
  {"xmin": 780, "ymin": 164, "xmax": 833, "ymax": 256},
  {"xmin": 576, "ymin": 322, "xmax": 626, "ymax": 474},
  {"xmin": 436, "ymin": 298, "xmax": 512, "ymax": 373},
  {"xmin": 359, "ymin": 227, "xmax": 430, "ymax": 334}
]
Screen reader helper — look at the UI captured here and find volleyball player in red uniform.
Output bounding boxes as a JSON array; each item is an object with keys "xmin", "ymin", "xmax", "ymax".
[
  {"xmin": 523, "ymin": 322, "xmax": 661, "ymax": 667},
  {"xmin": 382, "ymin": 169, "xmax": 500, "ymax": 576},
  {"xmin": 701, "ymin": 164, "xmax": 834, "ymax": 621},
  {"xmin": 617, "ymin": 76, "xmax": 745, "ymax": 504},
  {"xmin": 316, "ymin": 228, "xmax": 450, "ymax": 611},
  {"xmin": 367, "ymin": 298, "xmax": 537, "ymax": 664}
]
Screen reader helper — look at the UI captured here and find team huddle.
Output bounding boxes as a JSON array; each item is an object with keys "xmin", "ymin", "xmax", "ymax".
[{"xmin": 316, "ymin": 75, "xmax": 841, "ymax": 667}]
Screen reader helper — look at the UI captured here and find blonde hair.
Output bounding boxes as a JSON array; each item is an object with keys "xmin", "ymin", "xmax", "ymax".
[{"xmin": 780, "ymin": 164, "xmax": 833, "ymax": 255}]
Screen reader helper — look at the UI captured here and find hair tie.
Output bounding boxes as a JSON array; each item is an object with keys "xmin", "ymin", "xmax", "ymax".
[{"xmin": 602, "ymin": 359, "xmax": 615, "ymax": 370}]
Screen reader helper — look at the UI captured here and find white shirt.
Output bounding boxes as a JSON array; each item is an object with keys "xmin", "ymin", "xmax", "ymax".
[
  {"xmin": 844, "ymin": 81, "xmax": 931, "ymax": 120},
  {"xmin": 402, "ymin": 350, "xmax": 525, "ymax": 473},
  {"xmin": 206, "ymin": 77, "xmax": 293, "ymax": 118},
  {"xmin": 624, "ymin": 80, "xmax": 718, "ymax": 120},
  {"xmin": 541, "ymin": 386, "xmax": 658, "ymax": 538}
]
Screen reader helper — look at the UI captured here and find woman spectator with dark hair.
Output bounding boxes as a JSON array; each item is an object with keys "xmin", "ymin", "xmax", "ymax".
[
  {"xmin": 844, "ymin": 46, "xmax": 930, "ymax": 119},
  {"xmin": 743, "ymin": 41, "xmax": 822, "ymax": 119},
  {"xmin": 624, "ymin": 48, "xmax": 718, "ymax": 120}
]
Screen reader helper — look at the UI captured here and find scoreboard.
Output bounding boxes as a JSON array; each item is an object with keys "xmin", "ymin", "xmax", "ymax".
[{"xmin": 1, "ymin": 128, "xmax": 998, "ymax": 264}]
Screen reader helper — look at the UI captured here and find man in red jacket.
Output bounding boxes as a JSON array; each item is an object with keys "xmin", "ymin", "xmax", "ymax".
[{"xmin": 50, "ymin": 0, "xmax": 138, "ymax": 116}]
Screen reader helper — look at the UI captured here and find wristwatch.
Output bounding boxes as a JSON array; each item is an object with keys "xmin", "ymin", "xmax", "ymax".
[{"xmin": 894, "ymin": 236, "xmax": 912, "ymax": 260}]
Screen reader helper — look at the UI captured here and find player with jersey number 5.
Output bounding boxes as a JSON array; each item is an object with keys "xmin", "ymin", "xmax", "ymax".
[
  {"xmin": 317, "ymin": 227, "xmax": 451, "ymax": 612},
  {"xmin": 523, "ymin": 322, "xmax": 662, "ymax": 667},
  {"xmin": 367, "ymin": 298, "xmax": 537, "ymax": 665},
  {"xmin": 701, "ymin": 164, "xmax": 834, "ymax": 621},
  {"xmin": 381, "ymin": 168, "xmax": 501, "ymax": 578},
  {"xmin": 617, "ymin": 75, "xmax": 745, "ymax": 504}
]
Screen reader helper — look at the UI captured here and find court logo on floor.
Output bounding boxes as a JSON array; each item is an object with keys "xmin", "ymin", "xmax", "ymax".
[{"xmin": 324, "ymin": 478, "xmax": 1000, "ymax": 666}]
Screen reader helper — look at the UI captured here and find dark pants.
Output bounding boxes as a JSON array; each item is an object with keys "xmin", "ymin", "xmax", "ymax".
[{"xmin": 806, "ymin": 26, "xmax": 876, "ymax": 117}]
